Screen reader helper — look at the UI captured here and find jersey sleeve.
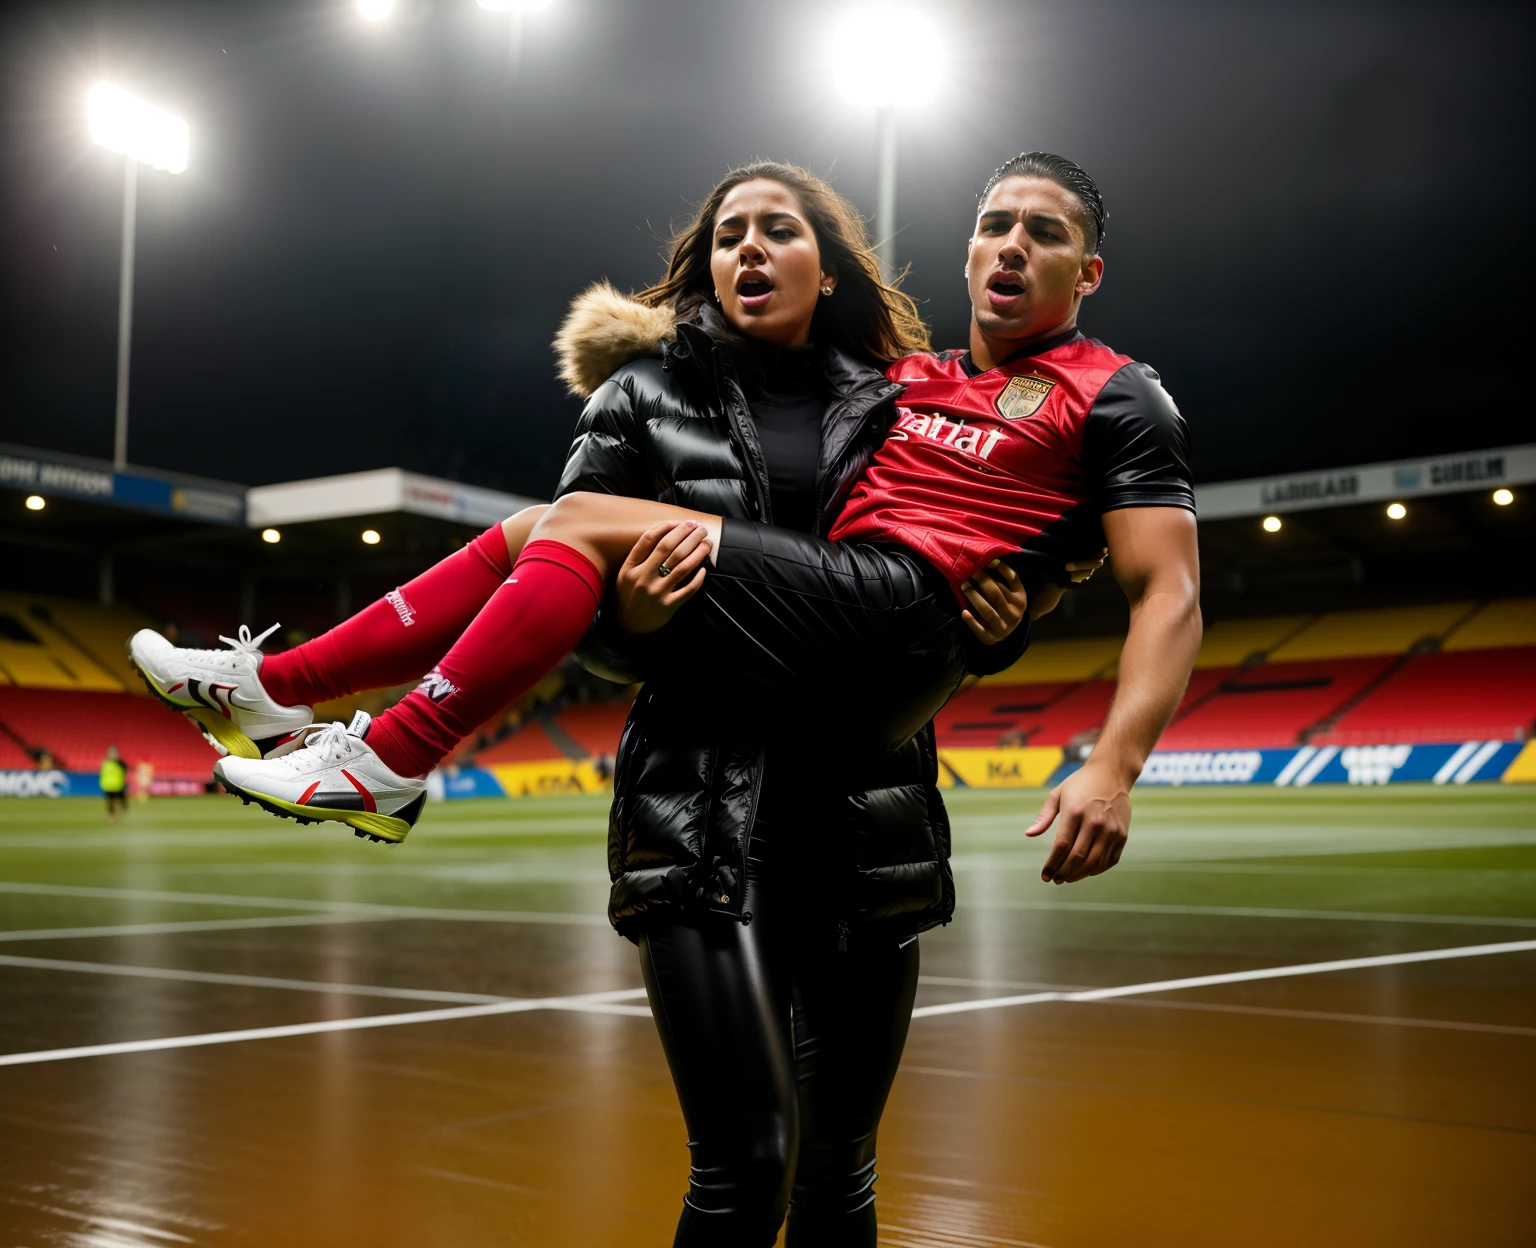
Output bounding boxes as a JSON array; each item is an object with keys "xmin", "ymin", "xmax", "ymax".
[{"xmin": 1081, "ymin": 362, "xmax": 1196, "ymax": 513}]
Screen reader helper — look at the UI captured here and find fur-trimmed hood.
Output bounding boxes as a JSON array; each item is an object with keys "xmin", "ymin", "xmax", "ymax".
[{"xmin": 553, "ymin": 281, "xmax": 677, "ymax": 398}]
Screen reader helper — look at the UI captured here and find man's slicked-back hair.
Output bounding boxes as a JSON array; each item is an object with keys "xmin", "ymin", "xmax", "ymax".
[{"xmin": 978, "ymin": 152, "xmax": 1106, "ymax": 255}]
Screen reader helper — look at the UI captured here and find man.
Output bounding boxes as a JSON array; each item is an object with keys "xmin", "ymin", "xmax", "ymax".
[{"xmin": 830, "ymin": 151, "xmax": 1203, "ymax": 882}]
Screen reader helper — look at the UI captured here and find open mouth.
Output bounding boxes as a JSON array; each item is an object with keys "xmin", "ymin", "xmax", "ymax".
[
  {"xmin": 737, "ymin": 274, "xmax": 774, "ymax": 309},
  {"xmin": 987, "ymin": 274, "xmax": 1026, "ymax": 304}
]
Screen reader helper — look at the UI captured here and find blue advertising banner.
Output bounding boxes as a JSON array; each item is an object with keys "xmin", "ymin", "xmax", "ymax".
[
  {"xmin": 1056, "ymin": 740, "xmax": 1526, "ymax": 788},
  {"xmin": 437, "ymin": 767, "xmax": 507, "ymax": 800},
  {"xmin": 0, "ymin": 770, "xmax": 102, "ymax": 798},
  {"xmin": 0, "ymin": 442, "xmax": 244, "ymax": 526}
]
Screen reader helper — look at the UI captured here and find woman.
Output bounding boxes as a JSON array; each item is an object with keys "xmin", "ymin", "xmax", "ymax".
[{"xmin": 129, "ymin": 162, "xmax": 1085, "ymax": 1245}]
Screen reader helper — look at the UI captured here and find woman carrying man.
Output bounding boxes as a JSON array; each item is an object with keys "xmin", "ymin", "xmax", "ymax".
[{"xmin": 130, "ymin": 153, "xmax": 1199, "ymax": 1245}]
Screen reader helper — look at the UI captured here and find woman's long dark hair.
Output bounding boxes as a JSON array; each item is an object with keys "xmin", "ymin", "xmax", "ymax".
[{"xmin": 636, "ymin": 161, "xmax": 930, "ymax": 363}]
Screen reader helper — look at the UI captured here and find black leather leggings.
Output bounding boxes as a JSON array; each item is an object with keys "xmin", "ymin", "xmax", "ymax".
[{"xmin": 638, "ymin": 795, "xmax": 921, "ymax": 1247}]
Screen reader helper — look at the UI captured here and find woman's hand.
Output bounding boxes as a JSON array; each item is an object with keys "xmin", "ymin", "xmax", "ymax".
[
  {"xmin": 614, "ymin": 521, "xmax": 712, "ymax": 635},
  {"xmin": 961, "ymin": 561, "xmax": 1030, "ymax": 644},
  {"xmin": 1026, "ymin": 548, "xmax": 1110, "ymax": 620}
]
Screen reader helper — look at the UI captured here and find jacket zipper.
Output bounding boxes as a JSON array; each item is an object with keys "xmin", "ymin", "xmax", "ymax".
[
  {"xmin": 837, "ymin": 919, "xmax": 850, "ymax": 953},
  {"xmin": 813, "ymin": 381, "xmax": 902, "ymax": 535},
  {"xmin": 711, "ymin": 345, "xmax": 774, "ymax": 523},
  {"xmin": 737, "ymin": 744, "xmax": 766, "ymax": 925}
]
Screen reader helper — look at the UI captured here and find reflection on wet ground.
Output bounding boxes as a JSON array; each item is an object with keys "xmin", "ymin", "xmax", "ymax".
[{"xmin": 1, "ymin": 788, "xmax": 1533, "ymax": 1246}]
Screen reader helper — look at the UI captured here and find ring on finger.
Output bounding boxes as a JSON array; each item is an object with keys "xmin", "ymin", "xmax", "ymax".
[{"xmin": 657, "ymin": 563, "xmax": 672, "ymax": 577}]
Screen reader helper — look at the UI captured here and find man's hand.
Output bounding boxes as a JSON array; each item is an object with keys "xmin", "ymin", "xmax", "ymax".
[
  {"xmin": 1025, "ymin": 760, "xmax": 1131, "ymax": 884},
  {"xmin": 614, "ymin": 521, "xmax": 711, "ymax": 635},
  {"xmin": 961, "ymin": 561, "xmax": 1029, "ymax": 643},
  {"xmin": 1026, "ymin": 548, "xmax": 1109, "ymax": 620}
]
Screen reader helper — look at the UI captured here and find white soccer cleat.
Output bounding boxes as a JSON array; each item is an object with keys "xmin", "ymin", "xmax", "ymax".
[
  {"xmin": 213, "ymin": 711, "xmax": 427, "ymax": 844},
  {"xmin": 128, "ymin": 623, "xmax": 312, "ymax": 760}
]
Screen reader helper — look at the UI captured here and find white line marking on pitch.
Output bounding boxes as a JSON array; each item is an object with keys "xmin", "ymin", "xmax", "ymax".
[
  {"xmin": 0, "ymin": 954, "xmax": 518, "ymax": 1004},
  {"xmin": 0, "ymin": 881, "xmax": 607, "ymax": 927},
  {"xmin": 0, "ymin": 987, "xmax": 654, "ymax": 1067},
  {"xmin": 3, "ymin": 940, "xmax": 1533, "ymax": 1067},
  {"xmin": 1100, "ymin": 996, "xmax": 1536, "ymax": 1037},
  {"xmin": 10, "ymin": 880, "xmax": 1532, "ymax": 933},
  {"xmin": 962, "ymin": 898, "xmax": 1536, "ymax": 929},
  {"xmin": 909, "ymin": 939, "xmax": 1536, "ymax": 1019},
  {"xmin": 0, "ymin": 913, "xmax": 370, "ymax": 943}
]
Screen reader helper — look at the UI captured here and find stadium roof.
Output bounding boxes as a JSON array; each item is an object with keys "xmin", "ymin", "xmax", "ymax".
[{"xmin": 246, "ymin": 468, "xmax": 539, "ymax": 529}]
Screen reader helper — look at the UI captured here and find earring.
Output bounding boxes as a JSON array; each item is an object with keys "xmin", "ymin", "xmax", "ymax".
[{"xmin": 820, "ymin": 286, "xmax": 834, "ymax": 297}]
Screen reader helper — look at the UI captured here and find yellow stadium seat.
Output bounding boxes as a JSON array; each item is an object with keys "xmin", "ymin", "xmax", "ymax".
[
  {"xmin": 979, "ymin": 636, "xmax": 1122, "ymax": 684},
  {"xmin": 1194, "ymin": 615, "xmax": 1315, "ymax": 669},
  {"xmin": 1442, "ymin": 599, "xmax": 1536, "ymax": 652},
  {"xmin": 1267, "ymin": 602, "xmax": 1475, "ymax": 662},
  {"xmin": 33, "ymin": 596, "xmax": 156, "ymax": 690},
  {"xmin": 0, "ymin": 594, "xmax": 138, "ymax": 692}
]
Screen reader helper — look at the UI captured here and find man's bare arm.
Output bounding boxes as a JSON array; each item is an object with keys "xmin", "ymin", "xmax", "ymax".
[{"xmin": 1027, "ymin": 506, "xmax": 1201, "ymax": 883}]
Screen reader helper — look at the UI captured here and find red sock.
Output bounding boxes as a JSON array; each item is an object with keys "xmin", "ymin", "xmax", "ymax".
[
  {"xmin": 260, "ymin": 524, "xmax": 514, "ymax": 707},
  {"xmin": 364, "ymin": 540, "xmax": 604, "ymax": 777}
]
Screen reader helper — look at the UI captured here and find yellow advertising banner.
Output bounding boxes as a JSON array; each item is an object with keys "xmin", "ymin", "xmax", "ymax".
[
  {"xmin": 488, "ymin": 760, "xmax": 613, "ymax": 797},
  {"xmin": 938, "ymin": 747, "xmax": 1064, "ymax": 788},
  {"xmin": 1501, "ymin": 740, "xmax": 1536, "ymax": 784}
]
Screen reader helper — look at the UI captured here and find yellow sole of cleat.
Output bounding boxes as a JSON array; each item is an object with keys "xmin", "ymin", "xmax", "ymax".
[
  {"xmin": 218, "ymin": 777, "xmax": 413, "ymax": 844},
  {"xmin": 131, "ymin": 659, "xmax": 261, "ymax": 760}
]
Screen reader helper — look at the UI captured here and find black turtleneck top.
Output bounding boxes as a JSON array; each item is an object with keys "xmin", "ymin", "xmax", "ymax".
[{"xmin": 743, "ymin": 341, "xmax": 826, "ymax": 535}]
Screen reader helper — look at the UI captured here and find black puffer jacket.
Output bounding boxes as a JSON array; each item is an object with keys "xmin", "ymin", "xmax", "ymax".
[{"xmin": 551, "ymin": 284, "xmax": 1028, "ymax": 939}]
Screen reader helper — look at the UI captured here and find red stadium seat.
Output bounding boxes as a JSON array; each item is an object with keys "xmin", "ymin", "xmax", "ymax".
[
  {"xmin": 1155, "ymin": 657, "xmax": 1394, "ymax": 750},
  {"xmin": 0, "ymin": 687, "xmax": 219, "ymax": 779},
  {"xmin": 1315, "ymin": 646, "xmax": 1536, "ymax": 745},
  {"xmin": 553, "ymin": 702, "xmax": 632, "ymax": 758}
]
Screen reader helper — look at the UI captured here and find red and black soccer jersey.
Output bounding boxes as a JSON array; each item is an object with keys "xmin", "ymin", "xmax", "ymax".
[{"xmin": 828, "ymin": 329, "xmax": 1195, "ymax": 596}]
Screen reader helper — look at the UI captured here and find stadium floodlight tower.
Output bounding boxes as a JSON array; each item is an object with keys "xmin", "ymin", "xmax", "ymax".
[
  {"xmin": 87, "ymin": 82, "xmax": 189, "ymax": 472},
  {"xmin": 833, "ymin": 5, "xmax": 943, "ymax": 285}
]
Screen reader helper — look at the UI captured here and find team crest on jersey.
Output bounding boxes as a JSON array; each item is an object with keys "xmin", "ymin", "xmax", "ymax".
[{"xmin": 995, "ymin": 374, "xmax": 1056, "ymax": 421}]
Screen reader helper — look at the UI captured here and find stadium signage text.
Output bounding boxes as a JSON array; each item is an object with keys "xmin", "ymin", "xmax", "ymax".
[
  {"xmin": 0, "ymin": 770, "xmax": 70, "ymax": 798},
  {"xmin": 1141, "ymin": 751, "xmax": 1265, "ymax": 785},
  {"xmin": 0, "ymin": 443, "xmax": 245, "ymax": 525},
  {"xmin": 0, "ymin": 454, "xmax": 113, "ymax": 498},
  {"xmin": 1259, "ymin": 474, "xmax": 1358, "ymax": 507},
  {"xmin": 1195, "ymin": 443, "xmax": 1536, "ymax": 520}
]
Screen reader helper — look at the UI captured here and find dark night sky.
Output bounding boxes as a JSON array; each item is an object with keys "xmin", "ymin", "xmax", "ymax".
[{"xmin": 2, "ymin": 0, "xmax": 1532, "ymax": 500}]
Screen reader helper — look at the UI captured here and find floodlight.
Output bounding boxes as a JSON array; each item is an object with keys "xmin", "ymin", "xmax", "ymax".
[
  {"xmin": 1261, "ymin": 515, "xmax": 1282, "ymax": 533},
  {"xmin": 362, "ymin": 529, "xmax": 381, "ymax": 545},
  {"xmin": 262, "ymin": 528, "xmax": 282, "ymax": 544},
  {"xmin": 88, "ymin": 82, "xmax": 188, "ymax": 174},
  {"xmin": 833, "ymin": 6, "xmax": 942, "ymax": 107},
  {"xmin": 25, "ymin": 495, "xmax": 46, "ymax": 511},
  {"xmin": 1386, "ymin": 502, "xmax": 1407, "ymax": 520},
  {"xmin": 1493, "ymin": 488, "xmax": 1514, "ymax": 506},
  {"xmin": 357, "ymin": 0, "xmax": 395, "ymax": 19}
]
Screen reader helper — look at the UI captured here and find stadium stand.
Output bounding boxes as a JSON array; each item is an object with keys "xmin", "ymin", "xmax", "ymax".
[
  {"xmin": 1265, "ymin": 602, "xmax": 1475, "ymax": 662},
  {"xmin": 0, "ymin": 687, "xmax": 217, "ymax": 778},
  {"xmin": 0, "ymin": 590, "xmax": 1528, "ymax": 778},
  {"xmin": 1442, "ymin": 598, "xmax": 1536, "ymax": 651},
  {"xmin": 0, "ymin": 729, "xmax": 36, "ymax": 770},
  {"xmin": 0, "ymin": 594, "xmax": 136, "ymax": 692},
  {"xmin": 1316, "ymin": 647, "xmax": 1536, "ymax": 745},
  {"xmin": 553, "ymin": 702, "xmax": 631, "ymax": 759},
  {"xmin": 474, "ymin": 722, "xmax": 569, "ymax": 764},
  {"xmin": 1192, "ymin": 615, "xmax": 1314, "ymax": 668},
  {"xmin": 1151, "ymin": 657, "xmax": 1398, "ymax": 750},
  {"xmin": 935, "ymin": 680, "xmax": 1117, "ymax": 748},
  {"xmin": 979, "ymin": 636, "xmax": 1122, "ymax": 685}
]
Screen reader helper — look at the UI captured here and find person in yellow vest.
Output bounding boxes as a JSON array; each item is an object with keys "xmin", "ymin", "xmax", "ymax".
[{"xmin": 99, "ymin": 745, "xmax": 128, "ymax": 823}]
